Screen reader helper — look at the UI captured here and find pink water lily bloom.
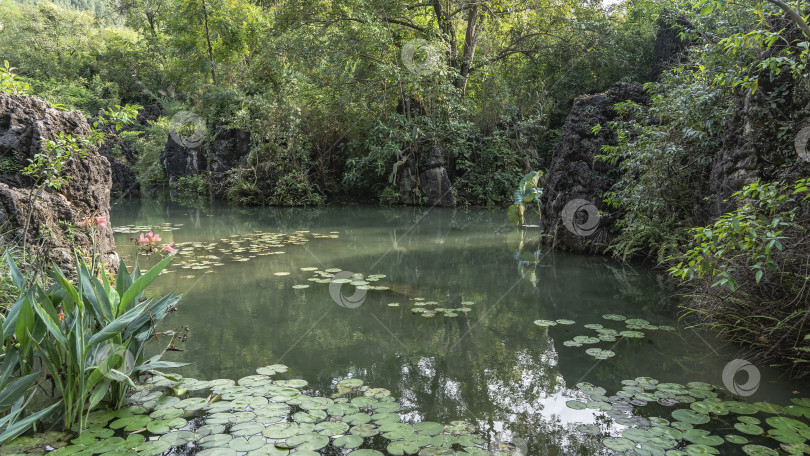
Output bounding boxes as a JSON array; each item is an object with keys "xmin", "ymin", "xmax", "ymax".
[{"xmin": 162, "ymin": 242, "xmax": 178, "ymax": 254}]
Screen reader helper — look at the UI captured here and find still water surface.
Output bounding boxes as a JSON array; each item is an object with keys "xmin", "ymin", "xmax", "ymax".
[{"xmin": 110, "ymin": 200, "xmax": 804, "ymax": 454}]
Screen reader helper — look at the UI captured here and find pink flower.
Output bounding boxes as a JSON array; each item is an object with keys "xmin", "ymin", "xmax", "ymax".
[
  {"xmin": 162, "ymin": 242, "xmax": 178, "ymax": 254},
  {"xmin": 77, "ymin": 215, "xmax": 108, "ymax": 227},
  {"xmin": 138, "ymin": 233, "xmax": 149, "ymax": 244}
]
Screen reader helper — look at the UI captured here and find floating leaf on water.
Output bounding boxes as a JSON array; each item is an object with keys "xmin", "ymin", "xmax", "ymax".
[
  {"xmin": 724, "ymin": 401, "xmax": 759, "ymax": 415},
  {"xmin": 350, "ymin": 423, "xmax": 380, "ymax": 437},
  {"xmin": 584, "ymin": 324, "xmax": 603, "ymax": 330},
  {"xmin": 388, "ymin": 303, "xmax": 401, "ymax": 307},
  {"xmin": 414, "ymin": 422, "xmax": 445, "ymax": 436},
  {"xmin": 573, "ymin": 336, "xmax": 600, "ymax": 344},
  {"xmin": 230, "ymin": 436, "xmax": 267, "ymax": 452},
  {"xmin": 284, "ymin": 433, "xmax": 329, "ymax": 451},
  {"xmin": 273, "ymin": 272, "xmax": 290, "ymax": 276},
  {"xmin": 734, "ymin": 422, "xmax": 764, "ymax": 435},
  {"xmin": 334, "ymin": 434, "xmax": 364, "ymax": 449},
  {"xmin": 566, "ymin": 400, "xmax": 587, "ymax": 410},
  {"xmin": 683, "ymin": 444, "xmax": 720, "ymax": 455},
  {"xmin": 585, "ymin": 348, "xmax": 616, "ymax": 359},
  {"xmin": 602, "ymin": 314, "xmax": 627, "ymax": 321},
  {"xmin": 620, "ymin": 330, "xmax": 645, "ymax": 338},
  {"xmin": 344, "ymin": 412, "xmax": 373, "ymax": 425},
  {"xmin": 388, "ymin": 440, "xmax": 421, "ymax": 455},
  {"xmin": 556, "ymin": 319, "xmax": 575, "ymax": 325},
  {"xmin": 741, "ymin": 445, "xmax": 779, "ymax": 456},
  {"xmin": 672, "ymin": 409, "xmax": 711, "ymax": 425},
  {"xmin": 365, "ymin": 388, "xmax": 391, "ymax": 398},
  {"xmin": 325, "ymin": 268, "xmax": 342, "ymax": 273},
  {"xmin": 300, "ymin": 267, "xmax": 318, "ymax": 271},
  {"xmin": 292, "ymin": 284, "xmax": 310, "ymax": 289},
  {"xmin": 724, "ymin": 434, "xmax": 749, "ymax": 445},
  {"xmin": 781, "ymin": 443, "xmax": 810, "ymax": 455},
  {"xmin": 602, "ymin": 437, "xmax": 636, "ymax": 451},
  {"xmin": 683, "ymin": 429, "xmax": 724, "ymax": 446},
  {"xmin": 346, "ymin": 450, "xmax": 384, "ymax": 456},
  {"xmin": 754, "ymin": 402, "xmax": 786, "ymax": 415},
  {"xmin": 197, "ymin": 448, "xmax": 238, "ymax": 456},
  {"xmin": 576, "ymin": 424, "xmax": 601, "ymax": 435},
  {"xmin": 133, "ymin": 439, "xmax": 172, "ymax": 456},
  {"xmin": 533, "ymin": 319, "xmax": 557, "ymax": 327}
]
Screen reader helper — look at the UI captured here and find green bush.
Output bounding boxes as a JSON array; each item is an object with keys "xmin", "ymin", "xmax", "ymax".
[
  {"xmin": 1, "ymin": 248, "xmax": 185, "ymax": 432},
  {"xmin": 670, "ymin": 179, "xmax": 810, "ymax": 375}
]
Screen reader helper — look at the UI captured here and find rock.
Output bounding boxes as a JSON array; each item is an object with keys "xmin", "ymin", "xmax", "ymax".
[
  {"xmin": 0, "ymin": 93, "xmax": 117, "ymax": 269},
  {"xmin": 540, "ymin": 82, "xmax": 648, "ymax": 254},
  {"xmin": 208, "ymin": 127, "xmax": 250, "ymax": 198},
  {"xmin": 397, "ymin": 143, "xmax": 456, "ymax": 207},
  {"xmin": 160, "ymin": 133, "xmax": 206, "ymax": 183},
  {"xmin": 650, "ymin": 17, "xmax": 692, "ymax": 82}
]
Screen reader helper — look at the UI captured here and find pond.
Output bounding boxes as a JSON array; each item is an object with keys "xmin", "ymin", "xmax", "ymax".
[{"xmin": 107, "ymin": 199, "xmax": 807, "ymax": 455}]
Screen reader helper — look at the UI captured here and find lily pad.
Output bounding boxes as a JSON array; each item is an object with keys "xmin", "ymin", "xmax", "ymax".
[{"xmin": 334, "ymin": 434, "xmax": 364, "ymax": 449}]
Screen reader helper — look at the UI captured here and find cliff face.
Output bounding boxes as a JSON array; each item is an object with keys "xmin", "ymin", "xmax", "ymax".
[
  {"xmin": 0, "ymin": 94, "xmax": 116, "ymax": 268},
  {"xmin": 540, "ymin": 83, "xmax": 648, "ymax": 254}
]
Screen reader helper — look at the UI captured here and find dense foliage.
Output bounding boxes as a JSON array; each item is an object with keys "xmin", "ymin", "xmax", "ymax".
[{"xmin": 0, "ymin": 0, "xmax": 659, "ymax": 206}]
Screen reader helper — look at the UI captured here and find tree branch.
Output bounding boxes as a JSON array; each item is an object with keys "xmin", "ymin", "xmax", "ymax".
[{"xmin": 767, "ymin": 0, "xmax": 810, "ymax": 38}]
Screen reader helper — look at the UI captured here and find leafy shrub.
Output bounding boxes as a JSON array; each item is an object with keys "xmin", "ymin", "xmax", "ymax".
[
  {"xmin": 670, "ymin": 179, "xmax": 810, "ymax": 375},
  {"xmin": 1, "ymin": 250, "xmax": 184, "ymax": 432},
  {"xmin": 129, "ymin": 118, "xmax": 169, "ymax": 186}
]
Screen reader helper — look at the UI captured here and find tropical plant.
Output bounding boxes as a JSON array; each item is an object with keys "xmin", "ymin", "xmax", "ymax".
[
  {"xmin": 0, "ymin": 372, "xmax": 60, "ymax": 446},
  {"xmin": 670, "ymin": 179, "xmax": 810, "ymax": 374},
  {"xmin": 507, "ymin": 171, "xmax": 543, "ymax": 227},
  {"xmin": 1, "ymin": 248, "xmax": 185, "ymax": 432}
]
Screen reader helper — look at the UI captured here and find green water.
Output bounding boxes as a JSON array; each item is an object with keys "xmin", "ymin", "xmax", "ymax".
[{"xmin": 110, "ymin": 200, "xmax": 805, "ymax": 455}]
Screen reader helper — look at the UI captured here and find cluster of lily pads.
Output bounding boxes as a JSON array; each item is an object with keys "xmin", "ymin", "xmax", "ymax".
[
  {"xmin": 565, "ymin": 377, "xmax": 810, "ymax": 456},
  {"xmin": 7, "ymin": 365, "xmax": 507, "ymax": 456},
  {"xmin": 388, "ymin": 298, "xmax": 475, "ymax": 319},
  {"xmin": 533, "ymin": 314, "xmax": 676, "ymax": 360},
  {"xmin": 291, "ymin": 268, "xmax": 391, "ymax": 291},
  {"xmin": 112, "ymin": 223, "xmax": 184, "ymax": 235},
  {"xmin": 151, "ymin": 231, "xmax": 340, "ymax": 279}
]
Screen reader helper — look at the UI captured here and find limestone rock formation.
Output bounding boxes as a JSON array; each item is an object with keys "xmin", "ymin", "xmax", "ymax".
[
  {"xmin": 0, "ymin": 93, "xmax": 117, "ymax": 268},
  {"xmin": 540, "ymin": 82, "xmax": 648, "ymax": 253}
]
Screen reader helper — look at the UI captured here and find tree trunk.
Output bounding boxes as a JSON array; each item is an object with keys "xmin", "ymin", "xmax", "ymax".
[
  {"xmin": 201, "ymin": 0, "xmax": 217, "ymax": 84},
  {"xmin": 456, "ymin": 2, "xmax": 479, "ymax": 94}
]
